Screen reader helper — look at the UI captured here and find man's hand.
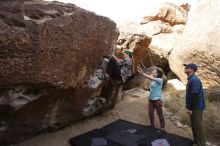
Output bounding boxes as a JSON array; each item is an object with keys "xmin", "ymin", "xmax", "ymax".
[{"xmin": 186, "ymin": 109, "xmax": 192, "ymax": 115}]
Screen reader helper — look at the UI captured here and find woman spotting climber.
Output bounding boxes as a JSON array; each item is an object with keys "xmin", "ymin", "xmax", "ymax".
[{"xmin": 138, "ymin": 67, "xmax": 165, "ymax": 131}]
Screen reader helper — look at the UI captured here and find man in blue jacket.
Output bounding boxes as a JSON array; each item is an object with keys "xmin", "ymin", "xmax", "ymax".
[{"xmin": 184, "ymin": 63, "xmax": 206, "ymax": 146}]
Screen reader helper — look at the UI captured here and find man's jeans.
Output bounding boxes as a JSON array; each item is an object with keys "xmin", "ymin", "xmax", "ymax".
[{"xmin": 190, "ymin": 109, "xmax": 206, "ymax": 146}]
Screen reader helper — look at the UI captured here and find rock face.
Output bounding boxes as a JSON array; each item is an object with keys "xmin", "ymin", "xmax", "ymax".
[
  {"xmin": 122, "ymin": 88, "xmax": 149, "ymax": 101},
  {"xmin": 169, "ymin": 0, "xmax": 220, "ymax": 87},
  {"xmin": 117, "ymin": 33, "xmax": 152, "ymax": 73},
  {"xmin": 140, "ymin": 2, "xmax": 190, "ymax": 26},
  {"xmin": 117, "ymin": 2, "xmax": 189, "ymax": 90},
  {"xmin": 117, "ymin": 2, "xmax": 189, "ymax": 76},
  {"xmin": 0, "ymin": 0, "xmax": 119, "ymax": 144}
]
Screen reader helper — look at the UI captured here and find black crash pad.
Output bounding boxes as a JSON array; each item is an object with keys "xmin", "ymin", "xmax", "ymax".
[{"xmin": 69, "ymin": 119, "xmax": 193, "ymax": 146}]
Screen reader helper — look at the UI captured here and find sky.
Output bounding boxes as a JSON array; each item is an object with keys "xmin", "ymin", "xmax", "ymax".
[{"xmin": 45, "ymin": 0, "xmax": 196, "ymax": 24}]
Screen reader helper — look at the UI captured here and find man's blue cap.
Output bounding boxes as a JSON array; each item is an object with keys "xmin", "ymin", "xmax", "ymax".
[{"xmin": 184, "ymin": 63, "xmax": 198, "ymax": 72}]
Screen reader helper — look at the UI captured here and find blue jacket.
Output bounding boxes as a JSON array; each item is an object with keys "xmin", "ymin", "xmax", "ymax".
[{"xmin": 186, "ymin": 74, "xmax": 205, "ymax": 110}]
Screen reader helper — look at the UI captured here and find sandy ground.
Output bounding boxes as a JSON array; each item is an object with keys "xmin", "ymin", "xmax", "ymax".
[{"xmin": 13, "ymin": 88, "xmax": 192, "ymax": 146}]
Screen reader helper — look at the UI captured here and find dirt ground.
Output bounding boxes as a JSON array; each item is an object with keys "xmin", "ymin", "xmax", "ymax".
[{"xmin": 14, "ymin": 88, "xmax": 192, "ymax": 146}]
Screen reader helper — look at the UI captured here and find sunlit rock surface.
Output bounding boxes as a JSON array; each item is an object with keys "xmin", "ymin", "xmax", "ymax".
[{"xmin": 169, "ymin": 0, "xmax": 220, "ymax": 88}]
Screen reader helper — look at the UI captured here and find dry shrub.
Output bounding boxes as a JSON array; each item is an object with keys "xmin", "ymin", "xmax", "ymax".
[
  {"xmin": 164, "ymin": 90, "xmax": 220, "ymax": 141},
  {"xmin": 203, "ymin": 101, "xmax": 220, "ymax": 139},
  {"xmin": 164, "ymin": 92, "xmax": 190, "ymax": 125}
]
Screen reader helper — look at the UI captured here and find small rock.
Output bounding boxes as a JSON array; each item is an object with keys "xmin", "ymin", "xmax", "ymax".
[
  {"xmin": 170, "ymin": 115, "xmax": 181, "ymax": 122},
  {"xmin": 205, "ymin": 142, "xmax": 211, "ymax": 146},
  {"xmin": 170, "ymin": 116, "xmax": 175, "ymax": 122},
  {"xmin": 164, "ymin": 110, "xmax": 174, "ymax": 119},
  {"xmin": 183, "ymin": 125, "xmax": 188, "ymax": 128},
  {"xmin": 176, "ymin": 121, "xmax": 183, "ymax": 128},
  {"xmin": 164, "ymin": 114, "xmax": 171, "ymax": 119},
  {"xmin": 162, "ymin": 107, "xmax": 167, "ymax": 111}
]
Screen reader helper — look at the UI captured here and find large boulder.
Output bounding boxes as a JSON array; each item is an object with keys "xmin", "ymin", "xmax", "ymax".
[
  {"xmin": 169, "ymin": 0, "xmax": 220, "ymax": 88},
  {"xmin": 0, "ymin": 0, "xmax": 119, "ymax": 144},
  {"xmin": 118, "ymin": 23, "xmax": 164, "ymax": 74}
]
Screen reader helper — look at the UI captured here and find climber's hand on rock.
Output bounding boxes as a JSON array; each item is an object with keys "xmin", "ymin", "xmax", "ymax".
[{"xmin": 137, "ymin": 67, "xmax": 143, "ymax": 74}]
